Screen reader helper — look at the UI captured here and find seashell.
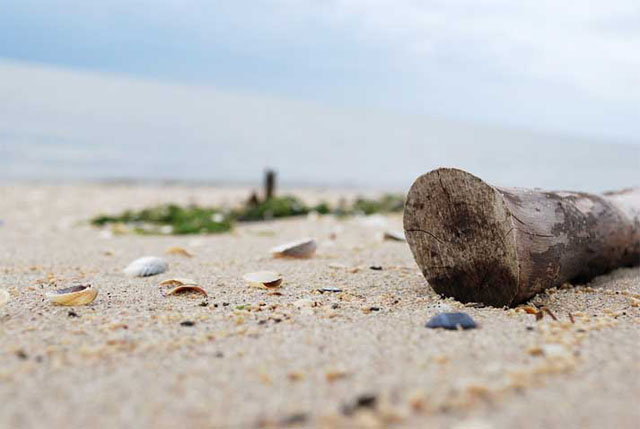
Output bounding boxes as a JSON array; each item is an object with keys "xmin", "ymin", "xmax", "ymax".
[
  {"xmin": 124, "ymin": 256, "xmax": 168, "ymax": 277},
  {"xmin": 46, "ymin": 285, "xmax": 98, "ymax": 306},
  {"xmin": 270, "ymin": 238, "xmax": 317, "ymax": 259},
  {"xmin": 243, "ymin": 271, "xmax": 283, "ymax": 288},
  {"xmin": 383, "ymin": 231, "xmax": 406, "ymax": 242},
  {"xmin": 165, "ymin": 246, "xmax": 194, "ymax": 257},
  {"xmin": 158, "ymin": 278, "xmax": 198, "ymax": 287},
  {"xmin": 164, "ymin": 285, "xmax": 208, "ymax": 298},
  {"xmin": 0, "ymin": 289, "xmax": 9, "ymax": 307}
]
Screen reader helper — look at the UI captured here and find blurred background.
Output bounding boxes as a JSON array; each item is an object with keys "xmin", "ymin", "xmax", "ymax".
[{"xmin": 0, "ymin": 1, "xmax": 638, "ymax": 191}]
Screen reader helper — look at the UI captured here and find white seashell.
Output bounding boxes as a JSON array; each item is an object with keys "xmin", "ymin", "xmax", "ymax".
[
  {"xmin": 124, "ymin": 256, "xmax": 168, "ymax": 277},
  {"xmin": 158, "ymin": 278, "xmax": 198, "ymax": 287},
  {"xmin": 383, "ymin": 230, "xmax": 406, "ymax": 242},
  {"xmin": 243, "ymin": 271, "xmax": 283, "ymax": 288},
  {"xmin": 270, "ymin": 238, "xmax": 317, "ymax": 259},
  {"xmin": 46, "ymin": 285, "xmax": 98, "ymax": 306},
  {"xmin": 0, "ymin": 289, "xmax": 9, "ymax": 307}
]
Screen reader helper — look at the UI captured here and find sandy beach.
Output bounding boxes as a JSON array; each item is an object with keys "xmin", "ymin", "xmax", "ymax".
[{"xmin": 0, "ymin": 184, "xmax": 638, "ymax": 428}]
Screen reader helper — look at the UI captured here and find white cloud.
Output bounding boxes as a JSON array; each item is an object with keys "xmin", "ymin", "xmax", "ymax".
[
  {"xmin": 2, "ymin": 1, "xmax": 639, "ymax": 140},
  {"xmin": 300, "ymin": 0, "xmax": 640, "ymax": 101}
]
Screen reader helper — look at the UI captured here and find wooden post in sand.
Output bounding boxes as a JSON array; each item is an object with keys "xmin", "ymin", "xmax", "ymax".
[
  {"xmin": 403, "ymin": 168, "xmax": 640, "ymax": 307},
  {"xmin": 264, "ymin": 169, "xmax": 276, "ymax": 201}
]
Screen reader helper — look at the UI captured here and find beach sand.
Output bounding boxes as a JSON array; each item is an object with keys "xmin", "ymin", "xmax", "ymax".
[{"xmin": 0, "ymin": 184, "xmax": 638, "ymax": 428}]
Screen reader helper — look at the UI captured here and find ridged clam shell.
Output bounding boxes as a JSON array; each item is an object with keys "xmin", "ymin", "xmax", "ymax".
[
  {"xmin": 46, "ymin": 285, "xmax": 98, "ymax": 306},
  {"xmin": 164, "ymin": 285, "xmax": 208, "ymax": 297},
  {"xmin": 124, "ymin": 256, "xmax": 168, "ymax": 277},
  {"xmin": 158, "ymin": 278, "xmax": 197, "ymax": 287},
  {"xmin": 270, "ymin": 238, "xmax": 317, "ymax": 258}
]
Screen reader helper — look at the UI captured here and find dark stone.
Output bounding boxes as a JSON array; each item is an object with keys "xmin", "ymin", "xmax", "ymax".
[
  {"xmin": 369, "ymin": 266, "xmax": 383, "ymax": 271},
  {"xmin": 180, "ymin": 321, "xmax": 195, "ymax": 327},
  {"xmin": 425, "ymin": 312, "xmax": 477, "ymax": 330},
  {"xmin": 67, "ymin": 310, "xmax": 79, "ymax": 318}
]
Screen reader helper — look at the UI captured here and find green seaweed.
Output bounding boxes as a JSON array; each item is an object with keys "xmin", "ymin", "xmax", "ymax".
[
  {"xmin": 90, "ymin": 194, "xmax": 404, "ymax": 235},
  {"xmin": 350, "ymin": 194, "xmax": 405, "ymax": 215},
  {"xmin": 234, "ymin": 196, "xmax": 309, "ymax": 221},
  {"xmin": 91, "ymin": 204, "xmax": 232, "ymax": 235}
]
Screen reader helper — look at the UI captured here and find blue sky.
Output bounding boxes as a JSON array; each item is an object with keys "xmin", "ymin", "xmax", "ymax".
[{"xmin": 1, "ymin": 0, "xmax": 640, "ymax": 143}]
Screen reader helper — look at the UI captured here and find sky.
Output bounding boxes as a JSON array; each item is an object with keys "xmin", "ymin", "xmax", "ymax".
[{"xmin": 2, "ymin": 0, "xmax": 640, "ymax": 143}]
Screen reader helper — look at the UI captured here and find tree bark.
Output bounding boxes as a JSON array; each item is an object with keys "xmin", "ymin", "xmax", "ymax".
[{"xmin": 403, "ymin": 168, "xmax": 640, "ymax": 307}]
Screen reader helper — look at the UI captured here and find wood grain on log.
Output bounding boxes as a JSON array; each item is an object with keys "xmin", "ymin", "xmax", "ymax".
[{"xmin": 403, "ymin": 168, "xmax": 640, "ymax": 307}]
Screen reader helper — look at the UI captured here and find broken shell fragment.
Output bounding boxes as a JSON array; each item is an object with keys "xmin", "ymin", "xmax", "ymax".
[
  {"xmin": 165, "ymin": 285, "xmax": 208, "ymax": 298},
  {"xmin": 383, "ymin": 231, "xmax": 406, "ymax": 242},
  {"xmin": 0, "ymin": 289, "xmax": 9, "ymax": 307},
  {"xmin": 270, "ymin": 238, "xmax": 317, "ymax": 259},
  {"xmin": 124, "ymin": 256, "xmax": 168, "ymax": 277},
  {"xmin": 46, "ymin": 285, "xmax": 98, "ymax": 306},
  {"xmin": 165, "ymin": 246, "xmax": 194, "ymax": 257},
  {"xmin": 158, "ymin": 278, "xmax": 198, "ymax": 287},
  {"xmin": 243, "ymin": 271, "xmax": 283, "ymax": 288}
]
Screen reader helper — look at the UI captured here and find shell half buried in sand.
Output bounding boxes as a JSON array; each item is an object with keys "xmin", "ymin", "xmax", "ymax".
[
  {"xmin": 158, "ymin": 278, "xmax": 198, "ymax": 287},
  {"xmin": 164, "ymin": 285, "xmax": 208, "ymax": 298},
  {"xmin": 383, "ymin": 231, "xmax": 406, "ymax": 242},
  {"xmin": 165, "ymin": 246, "xmax": 194, "ymax": 257},
  {"xmin": 270, "ymin": 238, "xmax": 317, "ymax": 259},
  {"xmin": 46, "ymin": 285, "xmax": 98, "ymax": 306},
  {"xmin": 0, "ymin": 289, "xmax": 9, "ymax": 307},
  {"xmin": 124, "ymin": 256, "xmax": 168, "ymax": 277},
  {"xmin": 243, "ymin": 271, "xmax": 283, "ymax": 288}
]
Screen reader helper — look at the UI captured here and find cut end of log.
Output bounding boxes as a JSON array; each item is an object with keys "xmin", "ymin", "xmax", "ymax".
[{"xmin": 403, "ymin": 168, "xmax": 520, "ymax": 306}]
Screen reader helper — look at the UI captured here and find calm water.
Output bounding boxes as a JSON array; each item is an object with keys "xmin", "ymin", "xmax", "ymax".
[{"xmin": 1, "ymin": 62, "xmax": 638, "ymax": 192}]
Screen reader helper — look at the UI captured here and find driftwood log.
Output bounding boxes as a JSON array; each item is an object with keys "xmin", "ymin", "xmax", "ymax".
[{"xmin": 403, "ymin": 168, "xmax": 640, "ymax": 307}]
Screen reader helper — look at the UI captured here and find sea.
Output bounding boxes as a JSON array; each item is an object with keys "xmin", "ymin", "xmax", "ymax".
[{"xmin": 1, "ymin": 61, "xmax": 638, "ymax": 192}]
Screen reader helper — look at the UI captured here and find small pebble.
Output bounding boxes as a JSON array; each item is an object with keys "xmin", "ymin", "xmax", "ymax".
[
  {"xmin": 67, "ymin": 310, "xmax": 79, "ymax": 318},
  {"xmin": 369, "ymin": 266, "xmax": 383, "ymax": 271},
  {"xmin": 425, "ymin": 312, "xmax": 477, "ymax": 330},
  {"xmin": 180, "ymin": 321, "xmax": 195, "ymax": 327}
]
